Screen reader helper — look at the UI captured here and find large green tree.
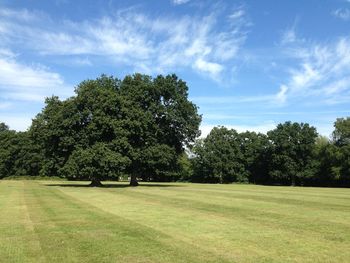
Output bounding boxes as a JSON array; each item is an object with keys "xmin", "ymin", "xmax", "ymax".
[
  {"xmin": 267, "ymin": 122, "xmax": 318, "ymax": 186},
  {"xmin": 30, "ymin": 74, "xmax": 201, "ymax": 186},
  {"xmin": 31, "ymin": 76, "xmax": 131, "ymax": 185},
  {"xmin": 192, "ymin": 127, "xmax": 246, "ymax": 183},
  {"xmin": 119, "ymin": 74, "xmax": 201, "ymax": 185}
]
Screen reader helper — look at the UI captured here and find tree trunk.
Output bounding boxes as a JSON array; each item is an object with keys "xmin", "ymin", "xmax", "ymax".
[
  {"xmin": 89, "ymin": 178, "xmax": 103, "ymax": 187},
  {"xmin": 130, "ymin": 173, "xmax": 139, "ymax": 186},
  {"xmin": 291, "ymin": 174, "xmax": 296, "ymax": 187}
]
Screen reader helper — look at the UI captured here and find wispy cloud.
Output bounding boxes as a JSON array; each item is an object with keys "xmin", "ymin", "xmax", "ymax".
[
  {"xmin": 0, "ymin": 6, "xmax": 249, "ymax": 81},
  {"xmin": 281, "ymin": 27, "xmax": 297, "ymax": 45},
  {"xmin": 277, "ymin": 37, "xmax": 350, "ymax": 105},
  {"xmin": 332, "ymin": 8, "xmax": 350, "ymax": 21},
  {"xmin": 172, "ymin": 0, "xmax": 190, "ymax": 5},
  {"xmin": 0, "ymin": 102, "xmax": 11, "ymax": 109},
  {"xmin": 0, "ymin": 8, "xmax": 45, "ymax": 22},
  {"xmin": 0, "ymin": 49, "xmax": 72, "ymax": 102},
  {"xmin": 69, "ymin": 57, "xmax": 92, "ymax": 66},
  {"xmin": 280, "ymin": 19, "xmax": 304, "ymax": 45},
  {"xmin": 192, "ymin": 89, "xmax": 288, "ymax": 106}
]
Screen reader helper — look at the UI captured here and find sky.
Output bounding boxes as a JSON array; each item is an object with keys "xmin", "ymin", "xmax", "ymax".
[{"xmin": 1, "ymin": 0, "xmax": 350, "ymax": 137}]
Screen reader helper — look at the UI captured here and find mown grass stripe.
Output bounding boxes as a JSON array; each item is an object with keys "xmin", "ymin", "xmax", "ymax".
[
  {"xmin": 19, "ymin": 181, "xmax": 234, "ymax": 263},
  {"xmin": 55, "ymin": 182, "xmax": 350, "ymax": 262},
  {"xmin": 2, "ymin": 180, "xmax": 350, "ymax": 263}
]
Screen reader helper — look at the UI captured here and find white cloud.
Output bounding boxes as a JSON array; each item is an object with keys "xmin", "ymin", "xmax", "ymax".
[
  {"xmin": 278, "ymin": 37, "xmax": 350, "ymax": 105},
  {"xmin": 192, "ymin": 88, "xmax": 289, "ymax": 106},
  {"xmin": 0, "ymin": 51, "xmax": 72, "ymax": 102},
  {"xmin": 0, "ymin": 115, "xmax": 32, "ymax": 131},
  {"xmin": 200, "ymin": 122, "xmax": 277, "ymax": 138},
  {"xmin": 275, "ymin": 85, "xmax": 288, "ymax": 104},
  {"xmin": 229, "ymin": 9, "xmax": 245, "ymax": 20},
  {"xmin": 0, "ymin": 8, "xmax": 43, "ymax": 22},
  {"xmin": 281, "ymin": 28, "xmax": 297, "ymax": 44},
  {"xmin": 69, "ymin": 57, "xmax": 92, "ymax": 66},
  {"xmin": 332, "ymin": 8, "xmax": 350, "ymax": 21},
  {"xmin": 0, "ymin": 102, "xmax": 11, "ymax": 109},
  {"xmin": 194, "ymin": 58, "xmax": 223, "ymax": 79},
  {"xmin": 280, "ymin": 20, "xmax": 305, "ymax": 45},
  {"xmin": 0, "ymin": 48, "xmax": 16, "ymax": 58},
  {"xmin": 0, "ymin": 6, "xmax": 249, "ymax": 82},
  {"xmin": 172, "ymin": 0, "xmax": 190, "ymax": 5}
]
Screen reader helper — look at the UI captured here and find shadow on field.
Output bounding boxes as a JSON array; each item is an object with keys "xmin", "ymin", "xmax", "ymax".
[{"xmin": 44, "ymin": 183, "xmax": 183, "ymax": 188}]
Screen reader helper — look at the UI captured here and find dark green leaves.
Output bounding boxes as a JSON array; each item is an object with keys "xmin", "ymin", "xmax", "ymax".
[{"xmin": 28, "ymin": 73, "xmax": 201, "ymax": 184}]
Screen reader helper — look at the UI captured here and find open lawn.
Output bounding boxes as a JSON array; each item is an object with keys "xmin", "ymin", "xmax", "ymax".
[{"xmin": 1, "ymin": 180, "xmax": 350, "ymax": 262}]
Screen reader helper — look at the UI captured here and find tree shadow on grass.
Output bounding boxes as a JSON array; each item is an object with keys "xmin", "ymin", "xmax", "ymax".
[{"xmin": 44, "ymin": 183, "xmax": 184, "ymax": 188}]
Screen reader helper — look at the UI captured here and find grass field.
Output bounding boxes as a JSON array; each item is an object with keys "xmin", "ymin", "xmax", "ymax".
[{"xmin": 1, "ymin": 180, "xmax": 350, "ymax": 263}]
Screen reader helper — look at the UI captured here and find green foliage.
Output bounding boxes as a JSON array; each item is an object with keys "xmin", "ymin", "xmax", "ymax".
[
  {"xmin": 30, "ymin": 76, "xmax": 131, "ymax": 183},
  {"xmin": 333, "ymin": 117, "xmax": 350, "ymax": 146},
  {"xmin": 29, "ymin": 74, "xmax": 201, "ymax": 185},
  {"xmin": 0, "ymin": 124, "xmax": 42, "ymax": 178},
  {"xmin": 2, "ymin": 73, "xmax": 350, "ymax": 187},
  {"xmin": 313, "ymin": 120, "xmax": 350, "ymax": 187},
  {"xmin": 192, "ymin": 127, "xmax": 246, "ymax": 183},
  {"xmin": 177, "ymin": 152, "xmax": 193, "ymax": 181},
  {"xmin": 267, "ymin": 121, "xmax": 318, "ymax": 186},
  {"xmin": 239, "ymin": 131, "xmax": 269, "ymax": 184},
  {"xmin": 11, "ymin": 132, "xmax": 43, "ymax": 177},
  {"xmin": 118, "ymin": 74, "xmax": 201, "ymax": 184},
  {"xmin": 0, "ymin": 123, "xmax": 16, "ymax": 178},
  {"xmin": 30, "ymin": 96, "xmax": 76, "ymax": 177},
  {"xmin": 60, "ymin": 143, "xmax": 130, "ymax": 182},
  {"xmin": 139, "ymin": 144, "xmax": 179, "ymax": 182}
]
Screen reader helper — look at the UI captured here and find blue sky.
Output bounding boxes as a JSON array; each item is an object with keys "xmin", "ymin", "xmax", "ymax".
[{"xmin": 1, "ymin": 0, "xmax": 350, "ymax": 137}]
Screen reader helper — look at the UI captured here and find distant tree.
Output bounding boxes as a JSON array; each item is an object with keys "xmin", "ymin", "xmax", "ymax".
[
  {"xmin": 178, "ymin": 152, "xmax": 193, "ymax": 182},
  {"xmin": 0, "ymin": 124, "xmax": 41, "ymax": 178},
  {"xmin": 332, "ymin": 117, "xmax": 350, "ymax": 146},
  {"xmin": 30, "ymin": 96, "xmax": 74, "ymax": 177},
  {"xmin": 267, "ymin": 122, "xmax": 318, "ymax": 186},
  {"xmin": 192, "ymin": 127, "xmax": 246, "ymax": 183},
  {"xmin": 0, "ymin": 123, "xmax": 16, "ymax": 178},
  {"xmin": 12, "ymin": 132, "xmax": 43, "ymax": 177},
  {"xmin": 239, "ymin": 131, "xmax": 270, "ymax": 184},
  {"xmin": 339, "ymin": 144, "xmax": 350, "ymax": 185},
  {"xmin": 330, "ymin": 118, "xmax": 350, "ymax": 186},
  {"xmin": 310, "ymin": 136, "xmax": 341, "ymax": 186},
  {"xmin": 0, "ymin": 122, "xmax": 9, "ymax": 132}
]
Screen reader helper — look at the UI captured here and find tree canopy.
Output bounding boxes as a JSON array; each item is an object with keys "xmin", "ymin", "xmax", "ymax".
[
  {"xmin": 29, "ymin": 74, "xmax": 201, "ymax": 186},
  {"xmin": 267, "ymin": 122, "xmax": 318, "ymax": 186},
  {"xmin": 192, "ymin": 127, "xmax": 246, "ymax": 183}
]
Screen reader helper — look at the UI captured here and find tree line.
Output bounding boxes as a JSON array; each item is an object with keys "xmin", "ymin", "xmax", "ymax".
[
  {"xmin": 0, "ymin": 74, "xmax": 349, "ymax": 187},
  {"xmin": 190, "ymin": 120, "xmax": 350, "ymax": 186}
]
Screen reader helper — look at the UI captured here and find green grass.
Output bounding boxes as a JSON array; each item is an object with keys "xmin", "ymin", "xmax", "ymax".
[{"xmin": 1, "ymin": 180, "xmax": 350, "ymax": 262}]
